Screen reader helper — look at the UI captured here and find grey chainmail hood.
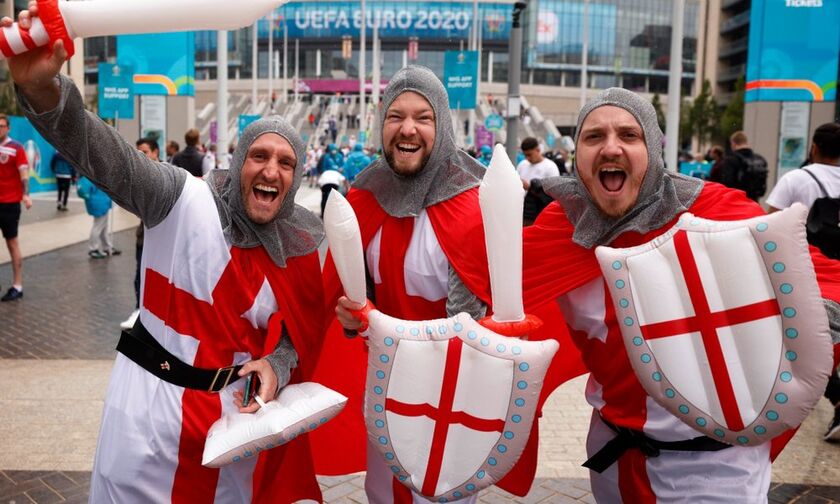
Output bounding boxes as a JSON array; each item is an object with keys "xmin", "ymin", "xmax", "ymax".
[
  {"xmin": 206, "ymin": 117, "xmax": 324, "ymax": 266},
  {"xmin": 353, "ymin": 65, "xmax": 485, "ymax": 217},
  {"xmin": 543, "ymin": 87, "xmax": 703, "ymax": 248}
]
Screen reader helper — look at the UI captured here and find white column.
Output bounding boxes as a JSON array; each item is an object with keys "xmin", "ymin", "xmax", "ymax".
[
  {"xmin": 402, "ymin": 49, "xmax": 407, "ymax": 69},
  {"xmin": 580, "ymin": 0, "xmax": 589, "ymax": 109},
  {"xmin": 372, "ymin": 21, "xmax": 380, "ymax": 105},
  {"xmin": 217, "ymin": 30, "xmax": 229, "ymax": 157},
  {"xmin": 316, "ymin": 48, "xmax": 322, "ymax": 77},
  {"xmin": 294, "ymin": 38, "xmax": 299, "ymax": 103},
  {"xmin": 282, "ymin": 24, "xmax": 288, "ymax": 104},
  {"xmin": 664, "ymin": 0, "xmax": 684, "ymax": 172},
  {"xmin": 488, "ymin": 51, "xmax": 494, "ymax": 83},
  {"xmin": 251, "ymin": 21, "xmax": 258, "ymax": 114},
  {"xmin": 359, "ymin": 0, "xmax": 367, "ymax": 136},
  {"xmin": 268, "ymin": 10, "xmax": 274, "ymax": 109}
]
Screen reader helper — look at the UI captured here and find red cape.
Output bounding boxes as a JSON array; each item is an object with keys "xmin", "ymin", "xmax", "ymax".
[
  {"xmin": 523, "ymin": 182, "xmax": 840, "ymax": 461},
  {"xmin": 247, "ymin": 248, "xmax": 327, "ymax": 503},
  {"xmin": 309, "ymin": 188, "xmax": 589, "ymax": 496}
]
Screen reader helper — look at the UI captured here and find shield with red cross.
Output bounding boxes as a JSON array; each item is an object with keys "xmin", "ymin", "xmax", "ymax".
[
  {"xmin": 363, "ymin": 310, "xmax": 558, "ymax": 502},
  {"xmin": 595, "ymin": 203, "xmax": 832, "ymax": 446}
]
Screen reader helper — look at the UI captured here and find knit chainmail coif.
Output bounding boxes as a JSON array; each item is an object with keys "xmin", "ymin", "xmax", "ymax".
[
  {"xmin": 206, "ymin": 117, "xmax": 324, "ymax": 266},
  {"xmin": 542, "ymin": 87, "xmax": 703, "ymax": 248},
  {"xmin": 352, "ymin": 65, "xmax": 485, "ymax": 217}
]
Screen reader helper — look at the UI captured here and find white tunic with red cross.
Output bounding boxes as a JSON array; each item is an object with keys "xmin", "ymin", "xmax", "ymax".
[
  {"xmin": 557, "ymin": 277, "xmax": 771, "ymax": 503},
  {"xmin": 89, "ymin": 177, "xmax": 318, "ymax": 503}
]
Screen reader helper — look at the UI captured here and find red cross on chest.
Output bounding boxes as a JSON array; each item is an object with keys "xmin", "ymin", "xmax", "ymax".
[
  {"xmin": 385, "ymin": 337, "xmax": 505, "ymax": 496},
  {"xmin": 639, "ymin": 230, "xmax": 781, "ymax": 431},
  {"xmin": 141, "ymin": 246, "xmax": 286, "ymax": 503}
]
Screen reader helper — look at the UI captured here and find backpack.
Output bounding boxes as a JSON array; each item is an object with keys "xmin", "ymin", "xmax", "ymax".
[
  {"xmin": 801, "ymin": 168, "xmax": 840, "ymax": 259},
  {"xmin": 734, "ymin": 151, "xmax": 768, "ymax": 200}
]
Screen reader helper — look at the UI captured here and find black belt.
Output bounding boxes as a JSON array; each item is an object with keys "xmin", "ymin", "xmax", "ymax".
[
  {"xmin": 583, "ymin": 416, "xmax": 732, "ymax": 473},
  {"xmin": 116, "ymin": 321, "xmax": 244, "ymax": 393}
]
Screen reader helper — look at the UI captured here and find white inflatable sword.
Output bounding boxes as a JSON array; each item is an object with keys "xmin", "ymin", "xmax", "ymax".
[
  {"xmin": 479, "ymin": 144, "xmax": 527, "ymax": 324},
  {"xmin": 323, "ymin": 190, "xmax": 367, "ymax": 306},
  {"xmin": 0, "ymin": 0, "xmax": 287, "ymax": 60}
]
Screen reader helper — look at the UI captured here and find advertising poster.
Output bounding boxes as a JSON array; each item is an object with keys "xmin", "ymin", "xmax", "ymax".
[
  {"xmin": 777, "ymin": 102, "xmax": 810, "ymax": 179},
  {"xmin": 443, "ymin": 50, "xmax": 479, "ymax": 110},
  {"xmin": 746, "ymin": 1, "xmax": 839, "ymax": 102},
  {"xmin": 9, "ymin": 116, "xmax": 56, "ymax": 193},
  {"xmin": 140, "ymin": 95, "xmax": 167, "ymax": 149},
  {"xmin": 118, "ymin": 32, "xmax": 196, "ymax": 96},
  {"xmin": 98, "ymin": 63, "xmax": 135, "ymax": 120}
]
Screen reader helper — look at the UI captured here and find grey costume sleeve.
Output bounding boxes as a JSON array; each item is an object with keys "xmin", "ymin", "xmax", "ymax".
[
  {"xmin": 16, "ymin": 75, "xmax": 187, "ymax": 227},
  {"xmin": 446, "ymin": 265, "xmax": 487, "ymax": 319},
  {"xmin": 264, "ymin": 324, "xmax": 299, "ymax": 397},
  {"xmin": 824, "ymin": 299, "xmax": 840, "ymax": 346}
]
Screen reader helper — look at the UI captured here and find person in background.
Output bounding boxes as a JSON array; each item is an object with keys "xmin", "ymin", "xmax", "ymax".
[
  {"xmin": 517, "ymin": 136, "xmax": 560, "ymax": 225},
  {"xmin": 477, "ymin": 144, "xmax": 493, "ymax": 167},
  {"xmin": 51, "ymin": 150, "xmax": 75, "ymax": 211},
  {"xmin": 171, "ymin": 128, "xmax": 204, "ymax": 177},
  {"xmin": 343, "ymin": 142, "xmax": 372, "ymax": 183},
  {"xmin": 711, "ymin": 131, "xmax": 769, "ymax": 201},
  {"xmin": 165, "ymin": 140, "xmax": 179, "ymax": 163},
  {"xmin": 77, "ymin": 175, "xmax": 120, "ymax": 259},
  {"xmin": 0, "ymin": 113, "xmax": 31, "ymax": 301}
]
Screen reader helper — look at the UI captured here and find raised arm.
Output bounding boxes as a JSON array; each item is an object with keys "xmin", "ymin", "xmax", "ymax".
[{"xmin": 5, "ymin": 7, "xmax": 186, "ymax": 227}]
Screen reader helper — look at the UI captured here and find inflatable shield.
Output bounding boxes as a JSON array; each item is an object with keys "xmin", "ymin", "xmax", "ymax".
[
  {"xmin": 595, "ymin": 204, "xmax": 832, "ymax": 446},
  {"xmin": 364, "ymin": 310, "xmax": 558, "ymax": 502}
]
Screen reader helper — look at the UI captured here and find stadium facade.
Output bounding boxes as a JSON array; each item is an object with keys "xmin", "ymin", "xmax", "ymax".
[{"xmin": 79, "ymin": 0, "xmax": 705, "ymax": 136}]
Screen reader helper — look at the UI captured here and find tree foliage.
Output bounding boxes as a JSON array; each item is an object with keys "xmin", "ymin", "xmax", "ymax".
[
  {"xmin": 651, "ymin": 93, "xmax": 666, "ymax": 132},
  {"xmin": 687, "ymin": 80, "xmax": 719, "ymax": 147},
  {"xmin": 719, "ymin": 76, "xmax": 745, "ymax": 143},
  {"xmin": 0, "ymin": 80, "xmax": 22, "ymax": 116}
]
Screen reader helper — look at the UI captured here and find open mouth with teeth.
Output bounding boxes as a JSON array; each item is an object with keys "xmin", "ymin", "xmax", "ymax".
[
  {"xmin": 396, "ymin": 142, "xmax": 421, "ymax": 154},
  {"xmin": 599, "ymin": 168, "xmax": 627, "ymax": 193},
  {"xmin": 253, "ymin": 183, "xmax": 280, "ymax": 203}
]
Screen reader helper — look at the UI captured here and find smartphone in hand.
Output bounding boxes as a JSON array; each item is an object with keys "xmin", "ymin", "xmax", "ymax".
[{"xmin": 242, "ymin": 372, "xmax": 259, "ymax": 407}]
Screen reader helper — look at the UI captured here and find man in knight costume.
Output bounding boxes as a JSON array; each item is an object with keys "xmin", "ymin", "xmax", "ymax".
[
  {"xmin": 522, "ymin": 88, "xmax": 840, "ymax": 501},
  {"xmin": 310, "ymin": 66, "xmax": 566, "ymax": 503},
  {"xmin": 8, "ymin": 9, "xmax": 327, "ymax": 502}
]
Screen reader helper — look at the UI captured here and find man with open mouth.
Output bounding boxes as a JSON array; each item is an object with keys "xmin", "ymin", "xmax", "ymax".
[
  {"xmin": 521, "ymin": 88, "xmax": 840, "ymax": 502},
  {"xmin": 309, "ymin": 65, "xmax": 549, "ymax": 503},
  {"xmin": 7, "ymin": 6, "xmax": 328, "ymax": 500}
]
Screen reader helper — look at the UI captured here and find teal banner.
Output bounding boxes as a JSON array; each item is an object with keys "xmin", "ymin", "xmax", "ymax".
[
  {"xmin": 98, "ymin": 63, "xmax": 135, "ymax": 120},
  {"xmin": 238, "ymin": 114, "xmax": 262, "ymax": 136},
  {"xmin": 745, "ymin": 1, "xmax": 839, "ymax": 102},
  {"xmin": 9, "ymin": 116, "xmax": 57, "ymax": 193},
  {"xmin": 117, "ymin": 32, "xmax": 196, "ymax": 96},
  {"xmin": 443, "ymin": 50, "xmax": 478, "ymax": 110}
]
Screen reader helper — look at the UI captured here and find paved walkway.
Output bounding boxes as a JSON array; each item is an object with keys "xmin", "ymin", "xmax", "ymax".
[{"xmin": 0, "ymin": 190, "xmax": 838, "ymax": 503}]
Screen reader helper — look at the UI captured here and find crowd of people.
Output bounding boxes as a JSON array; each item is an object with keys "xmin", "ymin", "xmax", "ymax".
[{"xmin": 1, "ymin": 4, "xmax": 839, "ymax": 503}]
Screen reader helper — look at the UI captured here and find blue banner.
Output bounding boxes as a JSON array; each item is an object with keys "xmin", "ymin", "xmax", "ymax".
[
  {"xmin": 745, "ymin": 1, "xmax": 839, "ymax": 102},
  {"xmin": 444, "ymin": 50, "xmax": 478, "ymax": 110},
  {"xmin": 197, "ymin": 1, "xmax": 512, "ymax": 47},
  {"xmin": 9, "ymin": 116, "xmax": 57, "ymax": 193},
  {"xmin": 117, "ymin": 32, "xmax": 196, "ymax": 96},
  {"xmin": 98, "ymin": 63, "xmax": 135, "ymax": 120}
]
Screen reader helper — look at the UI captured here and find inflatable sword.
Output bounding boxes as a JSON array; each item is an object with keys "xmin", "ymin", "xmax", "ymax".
[
  {"xmin": 0, "ymin": 0, "xmax": 287, "ymax": 59},
  {"xmin": 478, "ymin": 144, "xmax": 542, "ymax": 336}
]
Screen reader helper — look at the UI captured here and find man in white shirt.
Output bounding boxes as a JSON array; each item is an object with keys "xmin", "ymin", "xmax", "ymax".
[
  {"xmin": 766, "ymin": 123, "xmax": 840, "ymax": 212},
  {"xmin": 766, "ymin": 121, "xmax": 840, "ymax": 442},
  {"xmin": 516, "ymin": 137, "xmax": 560, "ymax": 225}
]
